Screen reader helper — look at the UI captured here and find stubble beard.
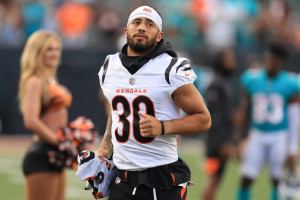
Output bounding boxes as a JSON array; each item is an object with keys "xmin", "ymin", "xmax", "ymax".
[{"xmin": 127, "ymin": 33, "xmax": 157, "ymax": 54}]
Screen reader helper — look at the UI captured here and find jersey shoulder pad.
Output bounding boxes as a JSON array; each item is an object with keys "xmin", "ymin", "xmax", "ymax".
[
  {"xmin": 166, "ymin": 57, "xmax": 197, "ymax": 89},
  {"xmin": 240, "ymin": 68, "xmax": 263, "ymax": 88}
]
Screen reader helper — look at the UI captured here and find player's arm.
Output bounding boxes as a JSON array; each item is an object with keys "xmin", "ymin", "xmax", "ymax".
[
  {"xmin": 286, "ymin": 94, "xmax": 300, "ymax": 168},
  {"xmin": 95, "ymin": 110, "xmax": 113, "ymax": 161},
  {"xmin": 139, "ymin": 84, "xmax": 211, "ymax": 137},
  {"xmin": 22, "ymin": 76, "xmax": 59, "ymax": 146},
  {"xmin": 168, "ymin": 83, "xmax": 211, "ymax": 135}
]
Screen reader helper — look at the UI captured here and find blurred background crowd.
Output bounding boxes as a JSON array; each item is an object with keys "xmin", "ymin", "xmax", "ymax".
[
  {"xmin": 2, "ymin": 0, "xmax": 300, "ymax": 53},
  {"xmin": 1, "ymin": 0, "xmax": 300, "ymax": 134}
]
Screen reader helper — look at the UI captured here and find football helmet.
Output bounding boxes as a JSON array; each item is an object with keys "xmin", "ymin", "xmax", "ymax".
[{"xmin": 278, "ymin": 169, "xmax": 300, "ymax": 200}]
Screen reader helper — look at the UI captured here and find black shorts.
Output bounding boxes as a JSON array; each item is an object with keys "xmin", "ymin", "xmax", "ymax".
[
  {"xmin": 22, "ymin": 141, "xmax": 64, "ymax": 176},
  {"xmin": 203, "ymin": 156, "xmax": 227, "ymax": 177},
  {"xmin": 205, "ymin": 140, "xmax": 229, "ymax": 177},
  {"xmin": 108, "ymin": 157, "xmax": 190, "ymax": 200},
  {"xmin": 205, "ymin": 147, "xmax": 225, "ymax": 175},
  {"xmin": 109, "ymin": 179, "xmax": 187, "ymax": 200}
]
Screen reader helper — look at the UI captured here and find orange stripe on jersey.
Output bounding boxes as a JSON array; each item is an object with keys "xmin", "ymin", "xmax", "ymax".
[
  {"xmin": 165, "ymin": 164, "xmax": 176, "ymax": 186},
  {"xmin": 170, "ymin": 172, "xmax": 176, "ymax": 186},
  {"xmin": 94, "ymin": 192, "xmax": 103, "ymax": 198},
  {"xmin": 83, "ymin": 150, "xmax": 88, "ymax": 158},
  {"xmin": 125, "ymin": 170, "xmax": 128, "ymax": 182},
  {"xmin": 84, "ymin": 176, "xmax": 95, "ymax": 181},
  {"xmin": 181, "ymin": 187, "xmax": 187, "ymax": 200},
  {"xmin": 106, "ymin": 161, "xmax": 111, "ymax": 169}
]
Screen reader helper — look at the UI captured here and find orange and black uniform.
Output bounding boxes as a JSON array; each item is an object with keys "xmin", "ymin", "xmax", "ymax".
[
  {"xmin": 41, "ymin": 82, "xmax": 72, "ymax": 114},
  {"xmin": 22, "ymin": 82, "xmax": 72, "ymax": 176}
]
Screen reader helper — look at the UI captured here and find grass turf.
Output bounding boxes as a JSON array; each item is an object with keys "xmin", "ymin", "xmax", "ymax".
[{"xmin": 0, "ymin": 150, "xmax": 271, "ymax": 200}]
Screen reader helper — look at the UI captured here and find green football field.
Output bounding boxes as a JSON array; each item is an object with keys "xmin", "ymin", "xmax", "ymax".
[{"xmin": 0, "ymin": 136, "xmax": 271, "ymax": 200}]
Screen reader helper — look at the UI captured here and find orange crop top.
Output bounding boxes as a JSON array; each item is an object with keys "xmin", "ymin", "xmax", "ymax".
[{"xmin": 41, "ymin": 82, "xmax": 72, "ymax": 114}]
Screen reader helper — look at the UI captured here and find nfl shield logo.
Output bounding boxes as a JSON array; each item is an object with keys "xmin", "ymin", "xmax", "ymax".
[
  {"xmin": 115, "ymin": 177, "xmax": 121, "ymax": 184},
  {"xmin": 129, "ymin": 78, "xmax": 135, "ymax": 85}
]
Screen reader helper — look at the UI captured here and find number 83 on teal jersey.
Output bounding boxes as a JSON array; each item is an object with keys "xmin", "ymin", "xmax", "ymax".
[{"xmin": 240, "ymin": 69, "xmax": 300, "ymax": 132}]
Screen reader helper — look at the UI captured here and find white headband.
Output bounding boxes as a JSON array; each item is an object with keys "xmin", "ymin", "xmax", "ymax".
[{"xmin": 127, "ymin": 6, "xmax": 162, "ymax": 31}]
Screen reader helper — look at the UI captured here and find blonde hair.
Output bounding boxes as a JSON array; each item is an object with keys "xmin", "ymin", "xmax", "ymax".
[{"xmin": 18, "ymin": 30, "xmax": 62, "ymax": 112}]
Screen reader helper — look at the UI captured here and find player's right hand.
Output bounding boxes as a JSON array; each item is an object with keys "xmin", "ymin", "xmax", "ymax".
[{"xmin": 138, "ymin": 111, "xmax": 162, "ymax": 137}]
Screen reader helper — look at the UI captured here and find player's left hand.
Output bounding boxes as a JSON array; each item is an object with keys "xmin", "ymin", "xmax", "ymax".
[{"xmin": 138, "ymin": 111, "xmax": 163, "ymax": 137}]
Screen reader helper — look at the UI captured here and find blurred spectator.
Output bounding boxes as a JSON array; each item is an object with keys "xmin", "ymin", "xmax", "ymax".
[
  {"xmin": 43, "ymin": 1, "xmax": 59, "ymax": 32},
  {"xmin": 56, "ymin": 0, "xmax": 93, "ymax": 48},
  {"xmin": 92, "ymin": 7, "xmax": 121, "ymax": 49},
  {"xmin": 202, "ymin": 0, "xmax": 241, "ymax": 52},
  {"xmin": 255, "ymin": 0, "xmax": 292, "ymax": 47},
  {"xmin": 21, "ymin": 0, "xmax": 45, "ymax": 38},
  {"xmin": 0, "ymin": 1, "xmax": 4, "ymax": 29},
  {"xmin": 0, "ymin": 0, "xmax": 23, "ymax": 47},
  {"xmin": 189, "ymin": 0, "xmax": 209, "ymax": 32},
  {"xmin": 96, "ymin": 9, "xmax": 120, "ymax": 39},
  {"xmin": 0, "ymin": 0, "xmax": 299, "ymax": 57},
  {"xmin": 235, "ymin": 0, "xmax": 260, "ymax": 49},
  {"xmin": 295, "ymin": 24, "xmax": 300, "ymax": 50}
]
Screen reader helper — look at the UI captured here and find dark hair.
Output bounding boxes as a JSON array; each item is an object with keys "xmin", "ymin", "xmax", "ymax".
[{"xmin": 268, "ymin": 42, "xmax": 289, "ymax": 60}]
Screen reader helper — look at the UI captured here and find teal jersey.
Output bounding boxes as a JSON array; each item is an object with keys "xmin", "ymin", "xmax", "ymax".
[{"xmin": 240, "ymin": 69, "xmax": 300, "ymax": 132}]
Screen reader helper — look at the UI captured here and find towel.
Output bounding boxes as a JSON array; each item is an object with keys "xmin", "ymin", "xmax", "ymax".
[{"xmin": 76, "ymin": 150, "xmax": 115, "ymax": 199}]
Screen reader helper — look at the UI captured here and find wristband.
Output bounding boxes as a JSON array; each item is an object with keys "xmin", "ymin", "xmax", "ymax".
[{"xmin": 160, "ymin": 121, "xmax": 165, "ymax": 135}]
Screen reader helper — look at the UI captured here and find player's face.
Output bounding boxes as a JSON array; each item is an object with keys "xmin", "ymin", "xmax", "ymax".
[
  {"xmin": 264, "ymin": 52, "xmax": 283, "ymax": 77},
  {"xmin": 43, "ymin": 39, "xmax": 61, "ymax": 68},
  {"xmin": 125, "ymin": 17, "xmax": 163, "ymax": 54},
  {"xmin": 222, "ymin": 50, "xmax": 236, "ymax": 72}
]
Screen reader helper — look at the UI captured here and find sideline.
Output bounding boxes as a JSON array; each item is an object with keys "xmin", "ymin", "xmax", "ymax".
[
  {"xmin": 0, "ymin": 134, "xmax": 32, "ymax": 154},
  {"xmin": 0, "ymin": 134, "xmax": 204, "ymax": 155}
]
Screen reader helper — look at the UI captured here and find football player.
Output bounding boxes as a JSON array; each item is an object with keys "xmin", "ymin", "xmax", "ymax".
[
  {"xmin": 202, "ymin": 49, "xmax": 237, "ymax": 200},
  {"xmin": 236, "ymin": 42, "xmax": 300, "ymax": 200},
  {"xmin": 95, "ymin": 5, "xmax": 211, "ymax": 200}
]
